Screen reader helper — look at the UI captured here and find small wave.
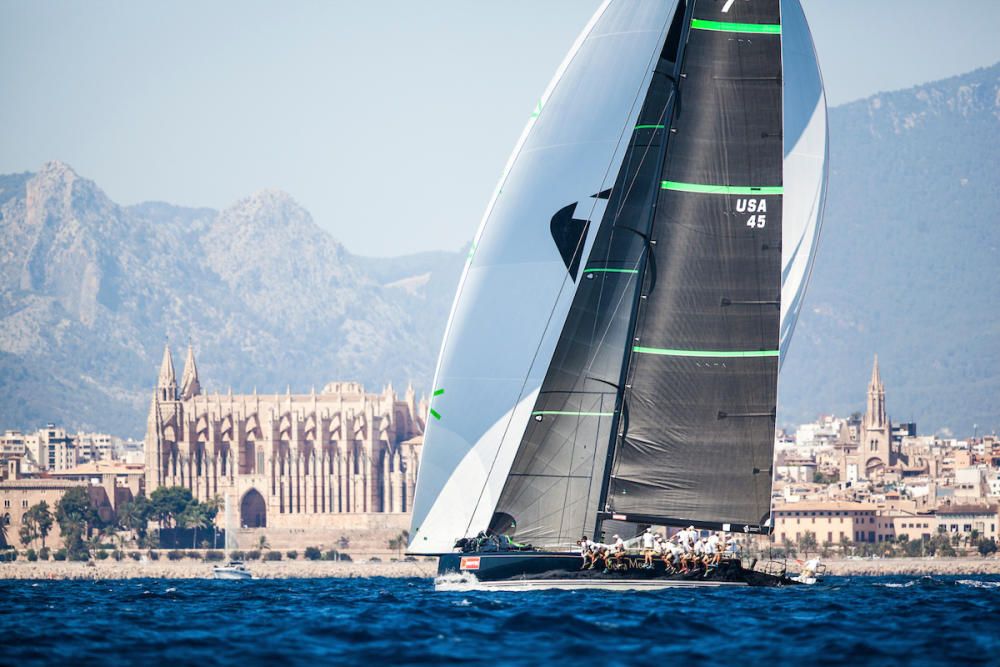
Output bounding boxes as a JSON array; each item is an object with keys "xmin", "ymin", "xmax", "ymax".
[
  {"xmin": 878, "ymin": 581, "xmax": 917, "ymax": 588},
  {"xmin": 956, "ymin": 580, "xmax": 1000, "ymax": 589},
  {"xmin": 434, "ymin": 572, "xmax": 483, "ymax": 592}
]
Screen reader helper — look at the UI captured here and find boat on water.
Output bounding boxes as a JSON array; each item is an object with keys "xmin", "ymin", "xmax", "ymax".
[
  {"xmin": 408, "ymin": 0, "xmax": 828, "ymax": 590},
  {"xmin": 213, "ymin": 560, "xmax": 253, "ymax": 581},
  {"xmin": 213, "ymin": 493, "xmax": 253, "ymax": 580}
]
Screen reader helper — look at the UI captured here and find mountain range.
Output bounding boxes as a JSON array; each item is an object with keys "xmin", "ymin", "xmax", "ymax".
[{"xmin": 0, "ymin": 63, "xmax": 997, "ymax": 438}]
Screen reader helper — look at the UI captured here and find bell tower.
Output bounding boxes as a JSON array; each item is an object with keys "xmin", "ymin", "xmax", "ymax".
[{"xmin": 861, "ymin": 354, "xmax": 893, "ymax": 474}]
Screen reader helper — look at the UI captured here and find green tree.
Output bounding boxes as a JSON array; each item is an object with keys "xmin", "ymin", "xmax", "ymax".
[
  {"xmin": 178, "ymin": 503, "xmax": 213, "ymax": 549},
  {"xmin": 19, "ymin": 517, "xmax": 38, "ymax": 549},
  {"xmin": 56, "ymin": 487, "xmax": 98, "ymax": 537},
  {"xmin": 0, "ymin": 513, "xmax": 9, "ymax": 548},
  {"xmin": 56, "ymin": 487, "xmax": 100, "ymax": 561},
  {"xmin": 256, "ymin": 534, "xmax": 270, "ymax": 551},
  {"xmin": 149, "ymin": 486, "xmax": 194, "ymax": 528},
  {"xmin": 978, "ymin": 539, "xmax": 997, "ymax": 558},
  {"xmin": 813, "ymin": 471, "xmax": 841, "ymax": 485},
  {"xmin": 387, "ymin": 530, "xmax": 410, "ymax": 558},
  {"xmin": 781, "ymin": 537, "xmax": 797, "ymax": 558},
  {"xmin": 118, "ymin": 495, "xmax": 151, "ymax": 546},
  {"xmin": 26, "ymin": 502, "xmax": 54, "ymax": 549},
  {"xmin": 798, "ymin": 531, "xmax": 818, "ymax": 558}
]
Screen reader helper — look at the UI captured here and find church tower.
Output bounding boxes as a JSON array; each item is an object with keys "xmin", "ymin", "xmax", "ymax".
[
  {"xmin": 861, "ymin": 354, "xmax": 893, "ymax": 474},
  {"xmin": 157, "ymin": 344, "xmax": 178, "ymax": 402},
  {"xmin": 180, "ymin": 344, "xmax": 202, "ymax": 400},
  {"xmin": 147, "ymin": 343, "xmax": 183, "ymax": 490}
]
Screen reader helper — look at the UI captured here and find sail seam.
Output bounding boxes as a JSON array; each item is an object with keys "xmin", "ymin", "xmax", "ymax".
[
  {"xmin": 583, "ymin": 268, "xmax": 640, "ymax": 275},
  {"xmin": 661, "ymin": 181, "xmax": 783, "ymax": 195},
  {"xmin": 632, "ymin": 347, "xmax": 780, "ymax": 358},
  {"xmin": 690, "ymin": 19, "xmax": 781, "ymax": 34},
  {"xmin": 531, "ymin": 410, "xmax": 615, "ymax": 417}
]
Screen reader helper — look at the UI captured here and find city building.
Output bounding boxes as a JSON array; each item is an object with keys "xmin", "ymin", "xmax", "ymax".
[
  {"xmin": 935, "ymin": 505, "xmax": 999, "ymax": 541},
  {"xmin": 31, "ymin": 426, "xmax": 77, "ymax": 472},
  {"xmin": 0, "ymin": 463, "xmax": 114, "ymax": 550},
  {"xmin": 144, "ymin": 344, "xmax": 426, "ymax": 549},
  {"xmin": 773, "ymin": 502, "xmax": 884, "ymax": 545},
  {"xmin": 46, "ymin": 461, "xmax": 144, "ymax": 511},
  {"xmin": 74, "ymin": 432, "xmax": 115, "ymax": 464}
]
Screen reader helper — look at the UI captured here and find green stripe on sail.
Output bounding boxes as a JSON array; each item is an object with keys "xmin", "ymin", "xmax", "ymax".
[
  {"xmin": 531, "ymin": 411, "xmax": 615, "ymax": 417},
  {"xmin": 583, "ymin": 268, "xmax": 639, "ymax": 275},
  {"xmin": 661, "ymin": 181, "xmax": 783, "ymax": 196},
  {"xmin": 433, "ymin": 388, "xmax": 445, "ymax": 396},
  {"xmin": 429, "ymin": 409, "xmax": 441, "ymax": 420},
  {"xmin": 691, "ymin": 19, "xmax": 781, "ymax": 34},
  {"xmin": 635, "ymin": 124, "xmax": 665, "ymax": 130},
  {"xmin": 633, "ymin": 347, "xmax": 780, "ymax": 358}
]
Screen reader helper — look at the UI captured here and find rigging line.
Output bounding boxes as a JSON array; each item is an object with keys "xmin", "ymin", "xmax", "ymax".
[
  {"xmin": 578, "ymin": 89, "xmax": 675, "ymax": 379},
  {"xmin": 464, "ymin": 12, "xmax": 676, "ymax": 539}
]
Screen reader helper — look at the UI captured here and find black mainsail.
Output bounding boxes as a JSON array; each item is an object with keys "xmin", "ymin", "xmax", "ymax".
[{"xmin": 603, "ymin": 0, "xmax": 784, "ymax": 533}]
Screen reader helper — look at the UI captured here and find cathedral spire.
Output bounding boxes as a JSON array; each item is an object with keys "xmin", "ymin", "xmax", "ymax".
[
  {"xmin": 180, "ymin": 343, "xmax": 202, "ymax": 400},
  {"xmin": 157, "ymin": 344, "xmax": 177, "ymax": 401},
  {"xmin": 869, "ymin": 353, "xmax": 882, "ymax": 392},
  {"xmin": 865, "ymin": 354, "xmax": 887, "ymax": 430}
]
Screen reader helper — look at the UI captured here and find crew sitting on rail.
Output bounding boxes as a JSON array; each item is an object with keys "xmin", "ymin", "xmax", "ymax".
[
  {"xmin": 577, "ymin": 535, "xmax": 594, "ymax": 567},
  {"xmin": 641, "ymin": 528, "xmax": 657, "ymax": 569},
  {"xmin": 606, "ymin": 534, "xmax": 627, "ymax": 569}
]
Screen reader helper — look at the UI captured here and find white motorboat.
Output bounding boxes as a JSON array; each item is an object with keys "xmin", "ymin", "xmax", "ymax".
[{"xmin": 213, "ymin": 560, "xmax": 252, "ymax": 580}]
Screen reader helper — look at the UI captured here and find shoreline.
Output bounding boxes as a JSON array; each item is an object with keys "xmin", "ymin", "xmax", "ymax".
[
  {"xmin": 2, "ymin": 556, "xmax": 999, "ymax": 580},
  {"xmin": 0, "ymin": 558, "xmax": 438, "ymax": 580}
]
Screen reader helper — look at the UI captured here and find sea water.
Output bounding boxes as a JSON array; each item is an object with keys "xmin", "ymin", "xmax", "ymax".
[{"xmin": 2, "ymin": 576, "xmax": 998, "ymax": 666}]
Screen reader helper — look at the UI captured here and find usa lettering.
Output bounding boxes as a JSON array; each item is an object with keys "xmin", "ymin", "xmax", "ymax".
[{"xmin": 735, "ymin": 198, "xmax": 767, "ymax": 214}]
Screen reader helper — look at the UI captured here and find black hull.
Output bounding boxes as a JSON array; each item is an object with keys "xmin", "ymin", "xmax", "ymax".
[{"xmin": 437, "ymin": 552, "xmax": 798, "ymax": 588}]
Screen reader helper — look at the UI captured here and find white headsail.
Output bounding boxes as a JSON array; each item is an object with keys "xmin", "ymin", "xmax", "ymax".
[
  {"xmin": 409, "ymin": 1, "xmax": 681, "ymax": 554},
  {"xmin": 779, "ymin": 0, "xmax": 829, "ymax": 363}
]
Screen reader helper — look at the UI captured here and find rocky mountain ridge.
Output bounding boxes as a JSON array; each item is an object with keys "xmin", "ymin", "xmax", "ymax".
[
  {"xmin": 1, "ymin": 63, "xmax": 997, "ymax": 438},
  {"xmin": 0, "ymin": 163, "xmax": 464, "ymax": 436}
]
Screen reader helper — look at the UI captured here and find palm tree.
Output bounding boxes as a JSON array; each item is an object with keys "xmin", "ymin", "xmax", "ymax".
[
  {"xmin": 387, "ymin": 530, "xmax": 410, "ymax": 559},
  {"xmin": 257, "ymin": 534, "xmax": 270, "ymax": 552}
]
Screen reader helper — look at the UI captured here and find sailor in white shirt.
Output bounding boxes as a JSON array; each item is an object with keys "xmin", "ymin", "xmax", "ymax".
[
  {"xmin": 605, "ymin": 534, "xmax": 626, "ymax": 570},
  {"xmin": 669, "ymin": 539, "xmax": 685, "ymax": 569},
  {"xmin": 642, "ymin": 529, "xmax": 656, "ymax": 568},
  {"xmin": 705, "ymin": 533, "xmax": 722, "ymax": 566},
  {"xmin": 578, "ymin": 535, "xmax": 593, "ymax": 567}
]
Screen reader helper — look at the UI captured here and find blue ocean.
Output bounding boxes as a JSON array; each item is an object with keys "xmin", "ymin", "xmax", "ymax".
[{"xmin": 2, "ymin": 576, "xmax": 999, "ymax": 666}]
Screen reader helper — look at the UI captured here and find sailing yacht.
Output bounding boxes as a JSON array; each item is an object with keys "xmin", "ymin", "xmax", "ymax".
[{"xmin": 409, "ymin": 0, "xmax": 827, "ymax": 589}]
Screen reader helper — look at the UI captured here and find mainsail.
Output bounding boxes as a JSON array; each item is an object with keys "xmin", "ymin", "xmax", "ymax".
[{"xmin": 410, "ymin": 0, "xmax": 826, "ymax": 554}]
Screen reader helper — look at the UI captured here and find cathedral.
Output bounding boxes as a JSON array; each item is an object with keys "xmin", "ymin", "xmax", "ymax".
[{"xmin": 144, "ymin": 345, "xmax": 425, "ymax": 535}]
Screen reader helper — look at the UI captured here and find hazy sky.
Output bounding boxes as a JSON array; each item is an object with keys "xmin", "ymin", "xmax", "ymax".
[{"xmin": 2, "ymin": 1, "xmax": 998, "ymax": 256}]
